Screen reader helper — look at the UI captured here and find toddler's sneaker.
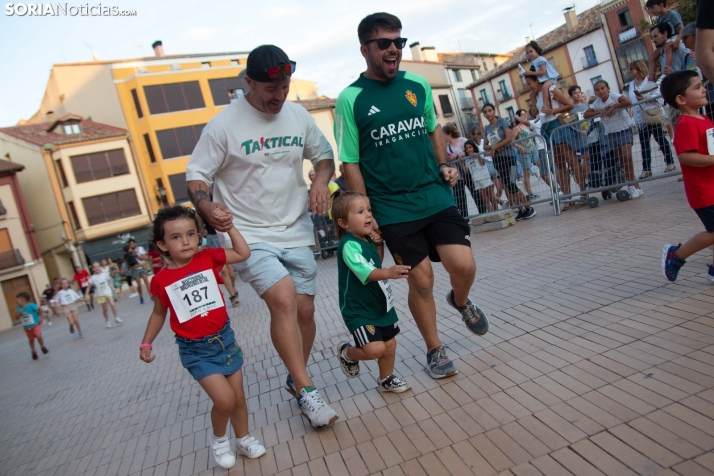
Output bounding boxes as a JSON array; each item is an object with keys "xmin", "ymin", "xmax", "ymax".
[
  {"xmin": 78, "ymin": 332, "xmax": 84, "ymax": 338},
  {"xmin": 69, "ymin": 324, "xmax": 74, "ymax": 334},
  {"xmin": 236, "ymin": 435, "xmax": 266, "ymax": 459},
  {"xmin": 208, "ymin": 433, "xmax": 236, "ymax": 469},
  {"xmin": 32, "ymin": 352, "xmax": 38, "ymax": 360},
  {"xmin": 446, "ymin": 290, "xmax": 489, "ymax": 335},
  {"xmin": 662, "ymin": 244, "xmax": 686, "ymax": 282},
  {"xmin": 139, "ymin": 296, "xmax": 144, "ymax": 305},
  {"xmin": 285, "ymin": 374, "xmax": 297, "ymax": 397},
  {"xmin": 337, "ymin": 341, "xmax": 360, "ymax": 378},
  {"xmin": 41, "ymin": 347, "xmax": 49, "ymax": 354},
  {"xmin": 521, "ymin": 207, "xmax": 537, "ymax": 220},
  {"xmin": 106, "ymin": 322, "xmax": 112, "ymax": 328},
  {"xmin": 129, "ymin": 293, "xmax": 139, "ymax": 298},
  {"xmin": 707, "ymin": 264, "xmax": 714, "ymax": 284},
  {"xmin": 298, "ymin": 387, "xmax": 338, "ymax": 429},
  {"xmin": 115, "ymin": 317, "xmax": 123, "ymax": 324},
  {"xmin": 378, "ymin": 375, "xmax": 411, "ymax": 393},
  {"xmin": 426, "ymin": 345, "xmax": 459, "ymax": 379}
]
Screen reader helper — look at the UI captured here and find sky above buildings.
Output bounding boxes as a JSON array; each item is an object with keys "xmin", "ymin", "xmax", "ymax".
[{"xmin": 0, "ymin": 0, "xmax": 599, "ymax": 126}]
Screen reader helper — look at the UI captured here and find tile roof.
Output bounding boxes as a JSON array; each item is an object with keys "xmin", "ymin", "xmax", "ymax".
[
  {"xmin": 466, "ymin": 5, "xmax": 604, "ymax": 88},
  {"xmin": 0, "ymin": 159, "xmax": 25, "ymax": 174},
  {"xmin": 0, "ymin": 117, "xmax": 128, "ymax": 147},
  {"xmin": 294, "ymin": 96, "xmax": 336, "ymax": 111}
]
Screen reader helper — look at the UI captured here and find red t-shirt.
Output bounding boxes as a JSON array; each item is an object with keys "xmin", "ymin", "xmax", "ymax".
[
  {"xmin": 673, "ymin": 114, "xmax": 714, "ymax": 209},
  {"xmin": 73, "ymin": 270, "xmax": 90, "ymax": 288},
  {"xmin": 150, "ymin": 248, "xmax": 228, "ymax": 339}
]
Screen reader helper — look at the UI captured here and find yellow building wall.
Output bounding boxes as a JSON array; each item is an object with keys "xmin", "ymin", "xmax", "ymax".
[
  {"xmin": 302, "ymin": 109, "xmax": 338, "ymax": 184},
  {"xmin": 52, "ymin": 137, "xmax": 152, "ymax": 241},
  {"xmin": 0, "ymin": 184, "xmax": 34, "ymax": 268},
  {"xmin": 113, "ymin": 64, "xmax": 321, "ymax": 209}
]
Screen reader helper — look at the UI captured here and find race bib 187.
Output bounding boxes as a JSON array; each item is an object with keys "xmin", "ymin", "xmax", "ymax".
[
  {"xmin": 60, "ymin": 293, "xmax": 75, "ymax": 305},
  {"xmin": 166, "ymin": 270, "xmax": 224, "ymax": 324}
]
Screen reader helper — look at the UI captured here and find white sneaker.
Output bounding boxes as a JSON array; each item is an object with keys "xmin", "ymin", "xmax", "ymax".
[
  {"xmin": 208, "ymin": 433, "xmax": 236, "ymax": 469},
  {"xmin": 115, "ymin": 317, "xmax": 123, "ymax": 324},
  {"xmin": 236, "ymin": 435, "xmax": 266, "ymax": 459},
  {"xmin": 106, "ymin": 322, "xmax": 112, "ymax": 328},
  {"xmin": 128, "ymin": 293, "xmax": 139, "ymax": 298},
  {"xmin": 298, "ymin": 387, "xmax": 339, "ymax": 429},
  {"xmin": 627, "ymin": 185, "xmax": 641, "ymax": 199}
]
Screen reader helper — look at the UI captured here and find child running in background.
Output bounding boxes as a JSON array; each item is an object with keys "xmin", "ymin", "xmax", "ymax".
[
  {"xmin": 660, "ymin": 71, "xmax": 714, "ymax": 283},
  {"xmin": 87, "ymin": 262, "xmax": 123, "ymax": 328},
  {"xmin": 463, "ymin": 140, "xmax": 499, "ymax": 212},
  {"xmin": 139, "ymin": 205, "xmax": 265, "ymax": 468},
  {"xmin": 40, "ymin": 298, "xmax": 52, "ymax": 325},
  {"xmin": 333, "ymin": 191, "xmax": 412, "ymax": 393},
  {"xmin": 16, "ymin": 292, "xmax": 48, "ymax": 360},
  {"xmin": 525, "ymin": 41, "xmax": 560, "ymax": 114},
  {"xmin": 55, "ymin": 278, "xmax": 85, "ymax": 337}
]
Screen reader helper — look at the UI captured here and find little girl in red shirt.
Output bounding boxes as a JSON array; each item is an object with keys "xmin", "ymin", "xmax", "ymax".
[{"xmin": 139, "ymin": 205, "xmax": 264, "ymax": 468}]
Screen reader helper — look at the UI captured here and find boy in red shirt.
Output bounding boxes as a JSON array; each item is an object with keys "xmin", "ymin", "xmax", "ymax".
[{"xmin": 660, "ymin": 70, "xmax": 714, "ymax": 283}]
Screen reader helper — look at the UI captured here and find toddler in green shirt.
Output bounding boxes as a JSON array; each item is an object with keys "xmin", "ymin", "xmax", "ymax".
[{"xmin": 333, "ymin": 191, "xmax": 412, "ymax": 393}]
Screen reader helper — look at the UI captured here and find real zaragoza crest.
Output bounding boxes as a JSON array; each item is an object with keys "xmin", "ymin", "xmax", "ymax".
[
  {"xmin": 405, "ymin": 90, "xmax": 417, "ymax": 107},
  {"xmin": 366, "ymin": 325, "xmax": 375, "ymax": 335}
]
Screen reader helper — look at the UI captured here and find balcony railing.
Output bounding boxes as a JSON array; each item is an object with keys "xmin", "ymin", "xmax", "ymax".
[
  {"xmin": 460, "ymin": 97, "xmax": 475, "ymax": 109},
  {"xmin": 582, "ymin": 56, "xmax": 599, "ymax": 69},
  {"xmin": 619, "ymin": 27, "xmax": 638, "ymax": 44},
  {"xmin": 517, "ymin": 86, "xmax": 531, "ymax": 96},
  {"xmin": 496, "ymin": 91, "xmax": 512, "ymax": 102},
  {"xmin": 0, "ymin": 249, "xmax": 25, "ymax": 271}
]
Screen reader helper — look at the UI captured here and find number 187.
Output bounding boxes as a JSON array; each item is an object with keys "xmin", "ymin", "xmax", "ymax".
[{"xmin": 183, "ymin": 286, "xmax": 208, "ymax": 306}]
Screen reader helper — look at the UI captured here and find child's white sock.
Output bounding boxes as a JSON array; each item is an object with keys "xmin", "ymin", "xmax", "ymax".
[{"xmin": 341, "ymin": 346, "xmax": 356, "ymax": 363}]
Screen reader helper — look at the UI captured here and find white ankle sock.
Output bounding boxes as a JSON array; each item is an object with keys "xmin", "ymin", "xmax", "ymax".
[{"xmin": 341, "ymin": 346, "xmax": 356, "ymax": 362}]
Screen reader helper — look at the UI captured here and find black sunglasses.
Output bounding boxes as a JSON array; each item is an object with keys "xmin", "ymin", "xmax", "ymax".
[{"xmin": 362, "ymin": 37, "xmax": 408, "ymax": 50}]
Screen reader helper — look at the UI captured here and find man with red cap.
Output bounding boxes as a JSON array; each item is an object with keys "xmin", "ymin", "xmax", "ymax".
[{"xmin": 187, "ymin": 45, "xmax": 338, "ymax": 431}]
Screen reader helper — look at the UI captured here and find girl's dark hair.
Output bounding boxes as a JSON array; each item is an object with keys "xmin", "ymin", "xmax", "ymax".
[
  {"xmin": 358, "ymin": 12, "xmax": 402, "ymax": 44},
  {"xmin": 151, "ymin": 205, "xmax": 202, "ymax": 256},
  {"xmin": 464, "ymin": 139, "xmax": 479, "ymax": 155},
  {"xmin": 16, "ymin": 291, "xmax": 31, "ymax": 302},
  {"xmin": 526, "ymin": 41, "xmax": 542, "ymax": 55},
  {"xmin": 567, "ymin": 85, "xmax": 582, "ymax": 97},
  {"xmin": 515, "ymin": 109, "xmax": 527, "ymax": 118},
  {"xmin": 332, "ymin": 191, "xmax": 367, "ymax": 240},
  {"xmin": 594, "ymin": 79, "xmax": 609, "ymax": 89},
  {"xmin": 482, "ymin": 103, "xmax": 496, "ymax": 113}
]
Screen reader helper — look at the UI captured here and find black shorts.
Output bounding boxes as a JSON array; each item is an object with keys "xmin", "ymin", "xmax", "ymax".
[
  {"xmin": 695, "ymin": 205, "xmax": 714, "ymax": 232},
  {"xmin": 352, "ymin": 323, "xmax": 400, "ymax": 348},
  {"xmin": 380, "ymin": 207, "xmax": 471, "ymax": 267}
]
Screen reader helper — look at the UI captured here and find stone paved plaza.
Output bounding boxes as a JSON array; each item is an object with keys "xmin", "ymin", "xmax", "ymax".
[{"xmin": 2, "ymin": 176, "xmax": 714, "ymax": 476}]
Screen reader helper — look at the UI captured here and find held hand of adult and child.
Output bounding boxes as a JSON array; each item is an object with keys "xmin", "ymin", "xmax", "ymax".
[{"xmin": 198, "ymin": 201, "xmax": 233, "ymax": 232}]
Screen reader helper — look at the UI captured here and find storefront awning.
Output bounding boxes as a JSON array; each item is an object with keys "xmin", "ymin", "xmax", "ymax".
[{"xmin": 79, "ymin": 226, "xmax": 152, "ymax": 263}]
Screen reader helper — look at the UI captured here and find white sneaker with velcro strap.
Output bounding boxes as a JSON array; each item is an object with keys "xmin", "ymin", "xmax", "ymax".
[{"xmin": 208, "ymin": 433, "xmax": 236, "ymax": 469}]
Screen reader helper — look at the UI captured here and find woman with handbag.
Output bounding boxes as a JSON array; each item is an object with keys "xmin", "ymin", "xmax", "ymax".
[
  {"xmin": 585, "ymin": 79, "xmax": 642, "ymax": 199},
  {"xmin": 627, "ymin": 60, "xmax": 676, "ymax": 178}
]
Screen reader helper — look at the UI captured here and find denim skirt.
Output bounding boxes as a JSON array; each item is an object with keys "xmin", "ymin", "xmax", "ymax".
[{"xmin": 175, "ymin": 320, "xmax": 243, "ymax": 381}]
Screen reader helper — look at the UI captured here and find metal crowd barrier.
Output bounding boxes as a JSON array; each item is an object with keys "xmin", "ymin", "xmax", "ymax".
[
  {"xmin": 455, "ymin": 132, "xmax": 558, "ymax": 220},
  {"xmin": 546, "ymin": 95, "xmax": 681, "ymax": 213},
  {"xmin": 310, "ymin": 213, "xmax": 338, "ymax": 259}
]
